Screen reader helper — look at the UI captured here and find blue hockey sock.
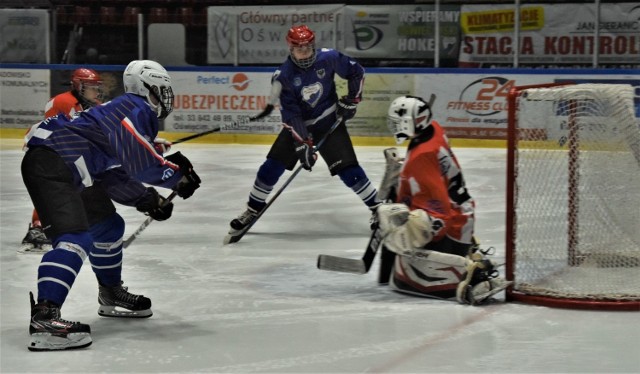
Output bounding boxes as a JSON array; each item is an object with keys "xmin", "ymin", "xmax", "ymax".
[
  {"xmin": 338, "ymin": 165, "xmax": 381, "ymax": 208},
  {"xmin": 248, "ymin": 158, "xmax": 285, "ymax": 210},
  {"xmin": 88, "ymin": 213, "xmax": 125, "ymax": 287},
  {"xmin": 37, "ymin": 232, "xmax": 92, "ymax": 306}
]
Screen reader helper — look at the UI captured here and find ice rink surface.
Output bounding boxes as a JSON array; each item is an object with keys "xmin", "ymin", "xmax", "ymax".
[{"xmin": 1, "ymin": 140, "xmax": 638, "ymax": 373}]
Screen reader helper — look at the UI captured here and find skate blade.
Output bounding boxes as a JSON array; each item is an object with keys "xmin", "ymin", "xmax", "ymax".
[
  {"xmin": 17, "ymin": 243, "xmax": 51, "ymax": 254},
  {"xmin": 98, "ymin": 305, "xmax": 153, "ymax": 318},
  {"xmin": 471, "ymin": 280, "xmax": 513, "ymax": 305},
  {"xmin": 28, "ymin": 332, "xmax": 92, "ymax": 351}
]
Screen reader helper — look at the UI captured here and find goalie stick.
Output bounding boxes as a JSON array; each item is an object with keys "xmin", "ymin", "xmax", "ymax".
[
  {"xmin": 316, "ymin": 147, "xmax": 402, "ymax": 274},
  {"xmin": 223, "ymin": 116, "xmax": 343, "ymax": 245},
  {"xmin": 317, "ymin": 226, "xmax": 383, "ymax": 274}
]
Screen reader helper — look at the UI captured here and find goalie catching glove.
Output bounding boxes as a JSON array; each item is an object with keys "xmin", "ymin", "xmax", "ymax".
[
  {"xmin": 135, "ymin": 187, "xmax": 173, "ymax": 221},
  {"xmin": 165, "ymin": 151, "xmax": 201, "ymax": 198},
  {"xmin": 376, "ymin": 203, "xmax": 443, "ymax": 255}
]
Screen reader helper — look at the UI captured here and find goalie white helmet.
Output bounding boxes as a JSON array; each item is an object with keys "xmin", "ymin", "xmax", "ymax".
[
  {"xmin": 387, "ymin": 95, "xmax": 433, "ymax": 144},
  {"xmin": 123, "ymin": 60, "xmax": 174, "ymax": 119}
]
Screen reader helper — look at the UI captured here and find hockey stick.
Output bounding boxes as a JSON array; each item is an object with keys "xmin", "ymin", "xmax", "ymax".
[
  {"xmin": 169, "ymin": 104, "xmax": 275, "ymax": 145},
  {"xmin": 123, "ymin": 191, "xmax": 177, "ymax": 249},
  {"xmin": 317, "ymin": 147, "xmax": 403, "ymax": 274},
  {"xmin": 317, "ymin": 226, "xmax": 383, "ymax": 274},
  {"xmin": 223, "ymin": 116, "xmax": 344, "ymax": 245},
  {"xmin": 123, "ymin": 104, "xmax": 277, "ymax": 248}
]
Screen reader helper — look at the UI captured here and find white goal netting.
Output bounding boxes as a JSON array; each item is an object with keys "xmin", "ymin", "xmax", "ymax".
[{"xmin": 509, "ymin": 83, "xmax": 640, "ymax": 305}]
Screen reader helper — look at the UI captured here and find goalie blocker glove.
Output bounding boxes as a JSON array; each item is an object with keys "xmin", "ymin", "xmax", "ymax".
[
  {"xmin": 165, "ymin": 151, "xmax": 201, "ymax": 198},
  {"xmin": 337, "ymin": 96, "xmax": 359, "ymax": 121},
  {"xmin": 295, "ymin": 138, "xmax": 317, "ymax": 171},
  {"xmin": 135, "ymin": 187, "xmax": 173, "ymax": 221}
]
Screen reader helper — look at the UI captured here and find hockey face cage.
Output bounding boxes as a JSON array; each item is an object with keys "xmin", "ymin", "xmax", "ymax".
[
  {"xmin": 145, "ymin": 82, "xmax": 174, "ymax": 120},
  {"xmin": 286, "ymin": 25, "xmax": 316, "ymax": 69},
  {"xmin": 387, "ymin": 95, "xmax": 432, "ymax": 144},
  {"xmin": 123, "ymin": 60, "xmax": 174, "ymax": 119}
]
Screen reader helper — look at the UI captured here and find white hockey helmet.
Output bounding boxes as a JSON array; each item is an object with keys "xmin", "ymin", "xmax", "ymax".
[
  {"xmin": 387, "ymin": 95, "xmax": 433, "ymax": 144},
  {"xmin": 123, "ymin": 60, "xmax": 174, "ymax": 119}
]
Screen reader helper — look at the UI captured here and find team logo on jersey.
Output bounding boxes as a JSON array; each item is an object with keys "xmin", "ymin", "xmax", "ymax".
[
  {"xmin": 294, "ymin": 77, "xmax": 302, "ymax": 87},
  {"xmin": 316, "ymin": 69, "xmax": 325, "ymax": 79},
  {"xmin": 301, "ymin": 83, "xmax": 323, "ymax": 108},
  {"xmin": 162, "ymin": 168, "xmax": 175, "ymax": 181}
]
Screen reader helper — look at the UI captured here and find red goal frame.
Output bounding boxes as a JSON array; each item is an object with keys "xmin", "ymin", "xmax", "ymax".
[{"xmin": 505, "ymin": 83, "xmax": 640, "ymax": 311}]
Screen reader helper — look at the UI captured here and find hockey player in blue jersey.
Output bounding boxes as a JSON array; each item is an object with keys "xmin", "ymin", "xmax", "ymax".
[
  {"xmin": 21, "ymin": 60, "xmax": 201, "ymax": 351},
  {"xmin": 229, "ymin": 25, "xmax": 382, "ymax": 234}
]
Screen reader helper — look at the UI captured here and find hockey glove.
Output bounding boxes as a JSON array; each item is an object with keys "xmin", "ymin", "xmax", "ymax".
[
  {"xmin": 337, "ymin": 96, "xmax": 359, "ymax": 121},
  {"xmin": 165, "ymin": 151, "xmax": 201, "ymax": 199},
  {"xmin": 295, "ymin": 138, "xmax": 317, "ymax": 171},
  {"xmin": 136, "ymin": 187, "xmax": 173, "ymax": 221}
]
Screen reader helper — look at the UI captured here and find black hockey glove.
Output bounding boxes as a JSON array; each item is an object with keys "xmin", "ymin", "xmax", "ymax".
[
  {"xmin": 165, "ymin": 151, "xmax": 201, "ymax": 199},
  {"xmin": 135, "ymin": 187, "xmax": 173, "ymax": 221},
  {"xmin": 337, "ymin": 96, "xmax": 359, "ymax": 121},
  {"xmin": 295, "ymin": 138, "xmax": 317, "ymax": 171}
]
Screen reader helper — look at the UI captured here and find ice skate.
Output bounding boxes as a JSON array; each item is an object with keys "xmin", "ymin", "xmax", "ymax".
[
  {"xmin": 18, "ymin": 224, "xmax": 52, "ymax": 254},
  {"xmin": 28, "ymin": 292, "xmax": 92, "ymax": 351},
  {"xmin": 456, "ymin": 259, "xmax": 512, "ymax": 305},
  {"xmin": 229, "ymin": 205, "xmax": 259, "ymax": 234},
  {"xmin": 98, "ymin": 281, "xmax": 152, "ymax": 318}
]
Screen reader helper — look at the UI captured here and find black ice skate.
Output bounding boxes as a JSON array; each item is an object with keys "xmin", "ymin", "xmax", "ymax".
[
  {"xmin": 98, "ymin": 282, "xmax": 152, "ymax": 318},
  {"xmin": 224, "ymin": 205, "xmax": 261, "ymax": 244},
  {"xmin": 18, "ymin": 224, "xmax": 52, "ymax": 254},
  {"xmin": 28, "ymin": 292, "xmax": 92, "ymax": 351},
  {"xmin": 229, "ymin": 205, "xmax": 259, "ymax": 232}
]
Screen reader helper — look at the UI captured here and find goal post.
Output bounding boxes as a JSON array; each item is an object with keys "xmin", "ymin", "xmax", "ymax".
[{"xmin": 505, "ymin": 83, "xmax": 640, "ymax": 311}]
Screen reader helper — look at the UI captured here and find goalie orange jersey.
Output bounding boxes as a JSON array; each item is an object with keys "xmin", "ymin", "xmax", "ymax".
[{"xmin": 396, "ymin": 120, "xmax": 475, "ymax": 244}]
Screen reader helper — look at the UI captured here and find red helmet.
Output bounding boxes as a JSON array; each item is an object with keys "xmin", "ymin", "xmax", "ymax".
[
  {"xmin": 286, "ymin": 25, "xmax": 315, "ymax": 47},
  {"xmin": 71, "ymin": 68, "xmax": 103, "ymax": 104},
  {"xmin": 71, "ymin": 68, "xmax": 102, "ymax": 91},
  {"xmin": 286, "ymin": 25, "xmax": 316, "ymax": 69}
]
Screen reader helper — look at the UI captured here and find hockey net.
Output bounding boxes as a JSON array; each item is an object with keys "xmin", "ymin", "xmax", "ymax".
[{"xmin": 505, "ymin": 83, "xmax": 640, "ymax": 310}]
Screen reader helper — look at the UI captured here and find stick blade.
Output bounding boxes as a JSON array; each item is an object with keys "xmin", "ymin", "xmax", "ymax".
[
  {"xmin": 223, "ymin": 233, "xmax": 241, "ymax": 245},
  {"xmin": 317, "ymin": 254, "xmax": 367, "ymax": 274}
]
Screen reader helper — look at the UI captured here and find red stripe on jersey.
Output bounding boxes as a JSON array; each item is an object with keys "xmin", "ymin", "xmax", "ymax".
[{"xmin": 119, "ymin": 117, "xmax": 178, "ymax": 170}]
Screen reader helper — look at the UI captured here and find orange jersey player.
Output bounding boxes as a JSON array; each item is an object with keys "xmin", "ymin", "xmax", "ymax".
[
  {"xmin": 375, "ymin": 95, "xmax": 510, "ymax": 305},
  {"xmin": 44, "ymin": 68, "xmax": 103, "ymax": 119},
  {"xmin": 19, "ymin": 68, "xmax": 103, "ymax": 254},
  {"xmin": 396, "ymin": 117, "xmax": 475, "ymax": 246}
]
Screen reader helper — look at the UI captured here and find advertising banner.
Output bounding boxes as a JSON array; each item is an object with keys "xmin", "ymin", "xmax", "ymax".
[
  {"xmin": 343, "ymin": 5, "xmax": 460, "ymax": 60},
  {"xmin": 415, "ymin": 73, "xmax": 639, "ymax": 139},
  {"xmin": 165, "ymin": 70, "xmax": 282, "ymax": 134},
  {"xmin": 3, "ymin": 67, "xmax": 637, "ymax": 141},
  {"xmin": 0, "ymin": 69, "xmax": 49, "ymax": 128},
  {"xmin": 341, "ymin": 73, "xmax": 414, "ymax": 136},
  {"xmin": 207, "ymin": 5, "xmax": 342, "ymax": 65},
  {"xmin": 459, "ymin": 3, "xmax": 640, "ymax": 66},
  {"xmin": 0, "ymin": 9, "xmax": 49, "ymax": 63}
]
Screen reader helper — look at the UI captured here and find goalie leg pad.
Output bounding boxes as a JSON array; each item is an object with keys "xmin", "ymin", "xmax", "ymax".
[{"xmin": 390, "ymin": 250, "xmax": 468, "ymax": 299}]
